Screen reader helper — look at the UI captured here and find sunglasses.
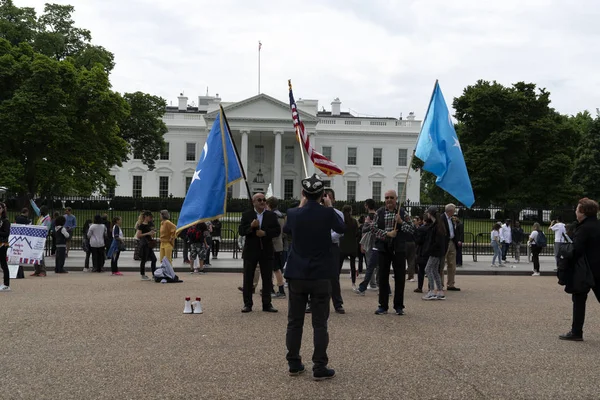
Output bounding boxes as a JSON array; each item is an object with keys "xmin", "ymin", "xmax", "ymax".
[
  {"xmin": 385, "ymin": 196, "xmax": 396, "ymax": 200},
  {"xmin": 256, "ymin": 198, "xmax": 266, "ymax": 202}
]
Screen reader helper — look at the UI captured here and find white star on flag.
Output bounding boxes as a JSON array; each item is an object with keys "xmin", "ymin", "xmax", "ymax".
[
  {"xmin": 191, "ymin": 169, "xmax": 201, "ymax": 184},
  {"xmin": 453, "ymin": 137, "xmax": 462, "ymax": 151}
]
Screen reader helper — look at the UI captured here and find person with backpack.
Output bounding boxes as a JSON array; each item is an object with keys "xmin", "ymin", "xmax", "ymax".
[
  {"xmin": 187, "ymin": 222, "xmax": 208, "ymax": 274},
  {"xmin": 528, "ymin": 222, "xmax": 547, "ymax": 276}
]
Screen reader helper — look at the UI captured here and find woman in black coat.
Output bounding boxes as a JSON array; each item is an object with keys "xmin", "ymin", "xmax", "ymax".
[
  {"xmin": 559, "ymin": 198, "xmax": 600, "ymax": 341},
  {"xmin": 339, "ymin": 205, "xmax": 359, "ymax": 288}
]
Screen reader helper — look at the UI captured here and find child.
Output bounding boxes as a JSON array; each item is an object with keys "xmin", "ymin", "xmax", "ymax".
[
  {"xmin": 188, "ymin": 222, "xmax": 208, "ymax": 274},
  {"xmin": 491, "ymin": 223, "xmax": 502, "ymax": 267}
]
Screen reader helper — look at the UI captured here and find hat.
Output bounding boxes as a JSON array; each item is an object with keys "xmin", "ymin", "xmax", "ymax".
[
  {"xmin": 426, "ymin": 206, "xmax": 438, "ymax": 215},
  {"xmin": 301, "ymin": 174, "xmax": 324, "ymax": 195}
]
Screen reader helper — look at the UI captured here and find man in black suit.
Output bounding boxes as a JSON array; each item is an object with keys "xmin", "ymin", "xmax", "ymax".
[
  {"xmin": 284, "ymin": 174, "xmax": 345, "ymax": 381},
  {"xmin": 239, "ymin": 193, "xmax": 281, "ymax": 313}
]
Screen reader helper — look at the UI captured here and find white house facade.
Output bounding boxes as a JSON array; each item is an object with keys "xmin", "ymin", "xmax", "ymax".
[{"xmin": 111, "ymin": 93, "xmax": 422, "ymax": 202}]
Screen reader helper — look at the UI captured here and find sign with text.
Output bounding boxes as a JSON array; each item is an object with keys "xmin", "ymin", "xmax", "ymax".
[{"xmin": 7, "ymin": 224, "xmax": 48, "ymax": 265}]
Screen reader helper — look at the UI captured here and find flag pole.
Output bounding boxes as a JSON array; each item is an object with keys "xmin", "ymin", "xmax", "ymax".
[
  {"xmin": 220, "ymin": 104, "xmax": 253, "ymax": 205},
  {"xmin": 258, "ymin": 41, "xmax": 261, "ymax": 94},
  {"xmin": 295, "ymin": 126, "xmax": 309, "ymax": 177}
]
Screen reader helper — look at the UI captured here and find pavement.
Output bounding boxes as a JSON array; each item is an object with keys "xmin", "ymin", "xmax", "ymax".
[
  {"xmin": 32, "ymin": 250, "xmax": 560, "ymax": 276},
  {"xmin": 2, "ymin": 272, "xmax": 600, "ymax": 399}
]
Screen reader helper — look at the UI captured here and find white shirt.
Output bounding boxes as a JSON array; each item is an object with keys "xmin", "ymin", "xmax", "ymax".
[
  {"xmin": 491, "ymin": 230, "xmax": 500, "ymax": 242},
  {"xmin": 529, "ymin": 230, "xmax": 538, "ymax": 246},
  {"xmin": 550, "ymin": 222, "xmax": 566, "ymax": 243},
  {"xmin": 501, "ymin": 224, "xmax": 512, "ymax": 243},
  {"xmin": 331, "ymin": 208, "xmax": 344, "ymax": 244},
  {"xmin": 446, "ymin": 214, "xmax": 454, "ymax": 239},
  {"xmin": 254, "ymin": 208, "xmax": 265, "ymax": 228}
]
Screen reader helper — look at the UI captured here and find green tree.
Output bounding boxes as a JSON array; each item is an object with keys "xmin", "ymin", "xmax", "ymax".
[
  {"xmin": 120, "ymin": 92, "xmax": 168, "ymax": 171},
  {"xmin": 572, "ymin": 116, "xmax": 600, "ymax": 200},
  {"xmin": 453, "ymin": 80, "xmax": 581, "ymax": 207},
  {"xmin": 0, "ymin": 0, "xmax": 37, "ymax": 45}
]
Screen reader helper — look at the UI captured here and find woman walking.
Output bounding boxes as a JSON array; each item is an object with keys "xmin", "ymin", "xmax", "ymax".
[
  {"xmin": 0, "ymin": 202, "xmax": 11, "ymax": 291},
  {"xmin": 53, "ymin": 215, "xmax": 70, "ymax": 273},
  {"xmin": 339, "ymin": 205, "xmax": 359, "ymax": 289},
  {"xmin": 491, "ymin": 223, "xmax": 502, "ymax": 267},
  {"xmin": 528, "ymin": 222, "xmax": 543, "ymax": 276},
  {"xmin": 110, "ymin": 216, "xmax": 124, "ymax": 276},
  {"xmin": 422, "ymin": 206, "xmax": 447, "ymax": 301},
  {"xmin": 87, "ymin": 215, "xmax": 107, "ymax": 272}
]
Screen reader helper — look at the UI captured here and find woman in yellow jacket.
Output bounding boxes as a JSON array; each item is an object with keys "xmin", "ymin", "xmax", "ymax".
[{"xmin": 159, "ymin": 210, "xmax": 177, "ymax": 263}]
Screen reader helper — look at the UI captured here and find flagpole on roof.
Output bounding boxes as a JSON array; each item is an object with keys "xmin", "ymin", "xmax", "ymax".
[{"xmin": 220, "ymin": 104, "xmax": 253, "ymax": 205}]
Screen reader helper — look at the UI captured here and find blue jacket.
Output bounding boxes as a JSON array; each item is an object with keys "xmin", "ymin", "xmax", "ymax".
[{"xmin": 283, "ymin": 200, "xmax": 345, "ymax": 280}]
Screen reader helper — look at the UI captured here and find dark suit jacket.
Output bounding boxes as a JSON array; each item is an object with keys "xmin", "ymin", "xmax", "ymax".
[
  {"xmin": 455, "ymin": 222, "xmax": 464, "ymax": 243},
  {"xmin": 442, "ymin": 213, "xmax": 456, "ymax": 248},
  {"xmin": 573, "ymin": 215, "xmax": 600, "ymax": 281},
  {"xmin": 239, "ymin": 209, "xmax": 280, "ymax": 260},
  {"xmin": 283, "ymin": 200, "xmax": 345, "ymax": 280}
]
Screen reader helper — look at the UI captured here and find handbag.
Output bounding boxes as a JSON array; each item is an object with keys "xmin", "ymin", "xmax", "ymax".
[
  {"xmin": 118, "ymin": 240, "xmax": 127, "ymax": 251},
  {"xmin": 565, "ymin": 254, "xmax": 596, "ymax": 294},
  {"xmin": 556, "ymin": 233, "xmax": 574, "ymax": 286}
]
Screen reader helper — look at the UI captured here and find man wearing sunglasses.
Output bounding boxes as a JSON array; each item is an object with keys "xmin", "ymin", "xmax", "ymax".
[
  {"xmin": 370, "ymin": 190, "xmax": 414, "ymax": 315},
  {"xmin": 239, "ymin": 193, "xmax": 281, "ymax": 313}
]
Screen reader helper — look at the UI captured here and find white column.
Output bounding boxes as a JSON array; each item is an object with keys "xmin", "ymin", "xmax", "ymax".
[
  {"xmin": 240, "ymin": 130, "xmax": 249, "ymax": 199},
  {"xmin": 273, "ymin": 130, "xmax": 283, "ymax": 198},
  {"xmin": 308, "ymin": 132, "xmax": 316, "ymax": 176}
]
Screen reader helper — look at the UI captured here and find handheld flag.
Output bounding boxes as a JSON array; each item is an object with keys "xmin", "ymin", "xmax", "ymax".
[
  {"xmin": 415, "ymin": 81, "xmax": 475, "ymax": 208},
  {"xmin": 289, "ymin": 80, "xmax": 343, "ymax": 176},
  {"xmin": 176, "ymin": 108, "xmax": 243, "ymax": 233}
]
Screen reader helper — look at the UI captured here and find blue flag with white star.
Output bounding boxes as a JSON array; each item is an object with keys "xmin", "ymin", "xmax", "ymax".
[
  {"xmin": 176, "ymin": 108, "xmax": 243, "ymax": 232},
  {"xmin": 415, "ymin": 81, "xmax": 475, "ymax": 207}
]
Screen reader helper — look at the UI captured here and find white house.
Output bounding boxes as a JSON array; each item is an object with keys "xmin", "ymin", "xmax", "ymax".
[{"xmin": 110, "ymin": 92, "xmax": 422, "ymax": 202}]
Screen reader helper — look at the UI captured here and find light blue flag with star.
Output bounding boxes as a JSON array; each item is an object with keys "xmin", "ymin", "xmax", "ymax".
[
  {"xmin": 415, "ymin": 81, "xmax": 475, "ymax": 208},
  {"xmin": 176, "ymin": 108, "xmax": 243, "ymax": 233}
]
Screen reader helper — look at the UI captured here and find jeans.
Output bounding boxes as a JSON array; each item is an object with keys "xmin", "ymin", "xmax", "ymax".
[
  {"xmin": 378, "ymin": 250, "xmax": 406, "ymax": 311},
  {"xmin": 286, "ymin": 279, "xmax": 331, "ymax": 371},
  {"xmin": 111, "ymin": 250, "xmax": 120, "ymax": 273},
  {"xmin": 531, "ymin": 246, "xmax": 541, "ymax": 272},
  {"xmin": 358, "ymin": 250, "xmax": 379, "ymax": 292},
  {"xmin": 55, "ymin": 247, "xmax": 67, "ymax": 273},
  {"xmin": 0, "ymin": 245, "xmax": 9, "ymax": 286},
  {"xmin": 572, "ymin": 287, "xmax": 600, "ymax": 335},
  {"xmin": 140, "ymin": 245, "xmax": 157, "ymax": 276},
  {"xmin": 491, "ymin": 241, "xmax": 502, "ymax": 265},
  {"xmin": 425, "ymin": 256, "xmax": 443, "ymax": 291},
  {"xmin": 501, "ymin": 242, "xmax": 511, "ymax": 261}
]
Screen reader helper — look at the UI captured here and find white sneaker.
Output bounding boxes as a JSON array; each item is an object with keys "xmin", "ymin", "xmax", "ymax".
[
  {"xmin": 0, "ymin": 285, "xmax": 11, "ymax": 292},
  {"xmin": 408, "ymin": 278, "xmax": 416, "ymax": 282},
  {"xmin": 532, "ymin": 272, "xmax": 541, "ymax": 276},
  {"xmin": 491, "ymin": 264, "xmax": 497, "ymax": 267},
  {"xmin": 82, "ymin": 268, "xmax": 90, "ymax": 272},
  {"xmin": 422, "ymin": 291, "xmax": 436, "ymax": 300},
  {"xmin": 141, "ymin": 275, "xmax": 150, "ymax": 280}
]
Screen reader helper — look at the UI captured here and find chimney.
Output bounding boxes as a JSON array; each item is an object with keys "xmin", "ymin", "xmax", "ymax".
[
  {"xmin": 407, "ymin": 112, "xmax": 415, "ymax": 121},
  {"xmin": 178, "ymin": 93, "xmax": 188, "ymax": 111},
  {"xmin": 331, "ymin": 97, "xmax": 341, "ymax": 116}
]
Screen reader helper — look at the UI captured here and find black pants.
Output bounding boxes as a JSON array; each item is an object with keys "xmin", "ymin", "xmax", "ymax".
[
  {"xmin": 140, "ymin": 245, "xmax": 157, "ymax": 276},
  {"xmin": 111, "ymin": 250, "xmax": 120, "ymax": 273},
  {"xmin": 0, "ymin": 245, "xmax": 9, "ymax": 287},
  {"xmin": 182, "ymin": 239, "xmax": 189, "ymax": 262},
  {"xmin": 339, "ymin": 253, "xmax": 357, "ymax": 284},
  {"xmin": 572, "ymin": 286, "xmax": 600, "ymax": 336},
  {"xmin": 212, "ymin": 239, "xmax": 220, "ymax": 257},
  {"xmin": 531, "ymin": 246, "xmax": 541, "ymax": 272},
  {"xmin": 417, "ymin": 259, "xmax": 427, "ymax": 291},
  {"xmin": 205, "ymin": 238, "xmax": 211, "ymax": 265},
  {"xmin": 55, "ymin": 247, "xmax": 66, "ymax": 273},
  {"xmin": 243, "ymin": 258, "xmax": 273, "ymax": 309},
  {"xmin": 357, "ymin": 251, "xmax": 365, "ymax": 274},
  {"xmin": 456, "ymin": 244, "xmax": 463, "ymax": 266},
  {"xmin": 330, "ymin": 245, "xmax": 343, "ymax": 309},
  {"xmin": 378, "ymin": 250, "xmax": 407, "ymax": 311},
  {"xmin": 286, "ymin": 279, "xmax": 331, "ymax": 371},
  {"xmin": 84, "ymin": 250, "xmax": 91, "ymax": 269},
  {"xmin": 91, "ymin": 247, "xmax": 105, "ymax": 272}
]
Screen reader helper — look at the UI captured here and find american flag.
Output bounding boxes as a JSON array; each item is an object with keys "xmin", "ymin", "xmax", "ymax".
[{"xmin": 288, "ymin": 80, "xmax": 343, "ymax": 176}]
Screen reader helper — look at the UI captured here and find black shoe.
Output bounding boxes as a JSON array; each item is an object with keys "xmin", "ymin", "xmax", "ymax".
[
  {"xmin": 289, "ymin": 364, "xmax": 306, "ymax": 376},
  {"xmin": 447, "ymin": 286, "xmax": 461, "ymax": 291},
  {"xmin": 313, "ymin": 367, "xmax": 336, "ymax": 381},
  {"xmin": 335, "ymin": 307, "xmax": 345, "ymax": 314},
  {"xmin": 305, "ymin": 306, "xmax": 311, "ymax": 314},
  {"xmin": 241, "ymin": 306, "xmax": 252, "ymax": 313},
  {"xmin": 238, "ymin": 286, "xmax": 255, "ymax": 294},
  {"xmin": 414, "ymin": 288, "xmax": 423, "ymax": 293},
  {"xmin": 559, "ymin": 331, "xmax": 583, "ymax": 341},
  {"xmin": 263, "ymin": 306, "xmax": 278, "ymax": 313},
  {"xmin": 395, "ymin": 308, "xmax": 405, "ymax": 315}
]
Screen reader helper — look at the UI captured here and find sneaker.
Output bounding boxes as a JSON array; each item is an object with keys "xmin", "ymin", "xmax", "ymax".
[
  {"xmin": 491, "ymin": 264, "xmax": 497, "ymax": 267},
  {"xmin": 532, "ymin": 272, "xmax": 541, "ymax": 276},
  {"xmin": 141, "ymin": 275, "xmax": 150, "ymax": 280},
  {"xmin": 375, "ymin": 307, "xmax": 388, "ymax": 315},
  {"xmin": 436, "ymin": 293, "xmax": 446, "ymax": 300},
  {"xmin": 353, "ymin": 287, "xmax": 365, "ymax": 296},
  {"xmin": 205, "ymin": 264, "xmax": 211, "ymax": 267},
  {"xmin": 289, "ymin": 364, "xmax": 306, "ymax": 376},
  {"xmin": 0, "ymin": 285, "xmax": 11, "ymax": 292},
  {"xmin": 558, "ymin": 330, "xmax": 583, "ymax": 341},
  {"xmin": 82, "ymin": 268, "xmax": 90, "ymax": 272},
  {"xmin": 368, "ymin": 286, "xmax": 377, "ymax": 291},
  {"xmin": 395, "ymin": 308, "xmax": 405, "ymax": 315},
  {"xmin": 112, "ymin": 272, "xmax": 123, "ymax": 276},
  {"xmin": 422, "ymin": 292, "xmax": 437, "ymax": 301},
  {"xmin": 30, "ymin": 272, "xmax": 39, "ymax": 277},
  {"xmin": 414, "ymin": 288, "xmax": 423, "ymax": 293},
  {"xmin": 273, "ymin": 292, "xmax": 286, "ymax": 299},
  {"xmin": 407, "ymin": 278, "xmax": 416, "ymax": 282},
  {"xmin": 313, "ymin": 368, "xmax": 335, "ymax": 381},
  {"xmin": 351, "ymin": 284, "xmax": 357, "ymax": 291}
]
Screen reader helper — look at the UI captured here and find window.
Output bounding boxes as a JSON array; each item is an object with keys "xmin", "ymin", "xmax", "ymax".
[
  {"xmin": 254, "ymin": 145, "xmax": 265, "ymax": 164},
  {"xmin": 132, "ymin": 176, "xmax": 142, "ymax": 198},
  {"xmin": 107, "ymin": 175, "xmax": 116, "ymax": 198},
  {"xmin": 284, "ymin": 146, "xmax": 295, "ymax": 164},
  {"xmin": 322, "ymin": 180, "xmax": 331, "ymax": 189},
  {"xmin": 322, "ymin": 146, "xmax": 332, "ymax": 160},
  {"xmin": 372, "ymin": 181, "xmax": 382, "ymax": 201},
  {"xmin": 397, "ymin": 182, "xmax": 406, "ymax": 203},
  {"xmin": 347, "ymin": 147, "xmax": 357, "ymax": 165},
  {"xmin": 398, "ymin": 148, "xmax": 408, "ymax": 167},
  {"xmin": 373, "ymin": 148, "xmax": 382, "ymax": 166},
  {"xmin": 284, "ymin": 179, "xmax": 294, "ymax": 199},
  {"xmin": 186, "ymin": 143, "xmax": 196, "ymax": 161},
  {"xmin": 160, "ymin": 142, "xmax": 170, "ymax": 160},
  {"xmin": 159, "ymin": 176, "xmax": 169, "ymax": 198},
  {"xmin": 185, "ymin": 177, "xmax": 193, "ymax": 193},
  {"xmin": 346, "ymin": 181, "xmax": 356, "ymax": 201}
]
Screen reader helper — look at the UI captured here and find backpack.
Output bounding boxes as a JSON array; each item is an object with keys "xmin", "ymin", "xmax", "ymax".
[{"xmin": 535, "ymin": 230, "xmax": 547, "ymax": 247}]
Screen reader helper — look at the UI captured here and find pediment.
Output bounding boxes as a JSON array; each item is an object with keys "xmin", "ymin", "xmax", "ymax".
[
  {"xmin": 155, "ymin": 167, "xmax": 174, "ymax": 174},
  {"xmin": 128, "ymin": 167, "xmax": 147, "ymax": 174},
  {"xmin": 181, "ymin": 168, "xmax": 196, "ymax": 175},
  {"xmin": 342, "ymin": 172, "xmax": 361, "ymax": 178},
  {"xmin": 206, "ymin": 94, "xmax": 318, "ymax": 123},
  {"xmin": 368, "ymin": 172, "xmax": 387, "ymax": 179}
]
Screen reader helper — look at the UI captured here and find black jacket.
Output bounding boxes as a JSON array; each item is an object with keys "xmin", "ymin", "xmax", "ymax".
[
  {"xmin": 424, "ymin": 221, "xmax": 447, "ymax": 259},
  {"xmin": 239, "ymin": 209, "xmax": 281, "ymax": 260},
  {"xmin": 15, "ymin": 215, "xmax": 31, "ymax": 225},
  {"xmin": 0, "ymin": 217, "xmax": 10, "ymax": 242},
  {"xmin": 573, "ymin": 216, "xmax": 600, "ymax": 282}
]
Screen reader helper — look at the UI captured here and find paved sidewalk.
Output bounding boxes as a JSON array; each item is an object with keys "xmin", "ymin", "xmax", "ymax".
[{"xmin": 33, "ymin": 251, "xmax": 560, "ymax": 276}]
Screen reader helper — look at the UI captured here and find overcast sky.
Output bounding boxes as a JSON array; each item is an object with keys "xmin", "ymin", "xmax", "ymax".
[{"xmin": 17, "ymin": 0, "xmax": 600, "ymax": 119}]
